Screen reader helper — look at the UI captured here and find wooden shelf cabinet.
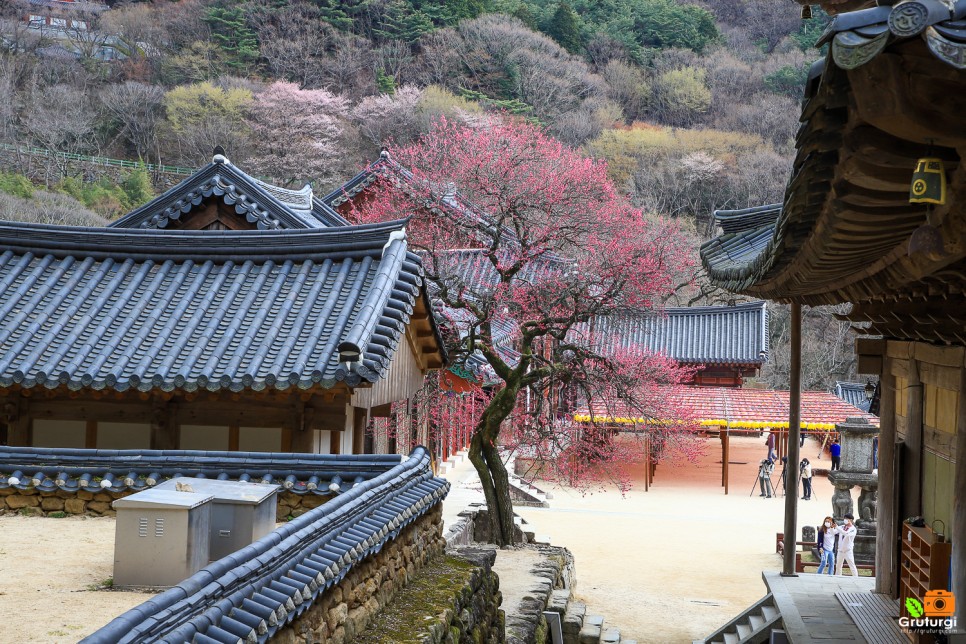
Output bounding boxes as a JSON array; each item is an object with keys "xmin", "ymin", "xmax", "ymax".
[{"xmin": 899, "ymin": 521, "xmax": 952, "ymax": 642}]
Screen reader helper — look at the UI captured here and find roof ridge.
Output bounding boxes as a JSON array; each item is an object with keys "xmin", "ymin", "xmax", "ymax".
[{"xmin": 0, "ymin": 219, "xmax": 410, "ymax": 262}]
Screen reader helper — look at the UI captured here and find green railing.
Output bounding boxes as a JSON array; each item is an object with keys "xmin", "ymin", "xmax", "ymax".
[{"xmin": 0, "ymin": 143, "xmax": 194, "ymax": 176}]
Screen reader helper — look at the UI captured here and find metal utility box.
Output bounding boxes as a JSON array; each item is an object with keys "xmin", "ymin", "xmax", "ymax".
[
  {"xmin": 156, "ymin": 477, "xmax": 279, "ymax": 561},
  {"xmin": 113, "ymin": 489, "xmax": 213, "ymax": 588}
]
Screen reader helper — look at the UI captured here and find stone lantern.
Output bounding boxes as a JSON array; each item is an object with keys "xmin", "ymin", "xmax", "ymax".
[{"xmin": 827, "ymin": 416, "xmax": 879, "ymax": 563}]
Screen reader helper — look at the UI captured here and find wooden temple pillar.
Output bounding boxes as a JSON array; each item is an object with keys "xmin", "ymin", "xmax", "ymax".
[
  {"xmin": 290, "ymin": 403, "xmax": 313, "ymax": 453},
  {"xmin": 953, "ymin": 366, "xmax": 966, "ymax": 632},
  {"xmin": 782, "ymin": 302, "xmax": 802, "ymax": 576},
  {"xmin": 875, "ymin": 353, "xmax": 898, "ymax": 596},
  {"xmin": 150, "ymin": 400, "xmax": 178, "ymax": 450},
  {"xmin": 352, "ymin": 407, "xmax": 366, "ymax": 455},
  {"xmin": 720, "ymin": 428, "xmax": 730, "ymax": 495},
  {"xmin": 902, "ymin": 359, "xmax": 924, "ymax": 520}
]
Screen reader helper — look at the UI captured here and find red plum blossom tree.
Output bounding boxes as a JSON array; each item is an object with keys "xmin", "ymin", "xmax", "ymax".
[{"xmin": 352, "ymin": 118, "xmax": 696, "ymax": 545}]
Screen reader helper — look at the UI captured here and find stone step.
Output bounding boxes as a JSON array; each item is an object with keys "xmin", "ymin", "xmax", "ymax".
[
  {"xmin": 577, "ymin": 622, "xmax": 602, "ymax": 644},
  {"xmin": 761, "ymin": 605, "xmax": 778, "ymax": 621},
  {"xmin": 562, "ymin": 600, "xmax": 586, "ymax": 644},
  {"xmin": 600, "ymin": 626, "xmax": 621, "ymax": 643},
  {"xmin": 748, "ymin": 613, "xmax": 764, "ymax": 631},
  {"xmin": 723, "ymin": 632, "xmax": 739, "ymax": 644},
  {"xmin": 736, "ymin": 621, "xmax": 751, "ymax": 639},
  {"xmin": 547, "ymin": 588, "xmax": 570, "ymax": 615}
]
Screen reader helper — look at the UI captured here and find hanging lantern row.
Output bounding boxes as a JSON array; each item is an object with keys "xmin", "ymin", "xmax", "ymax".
[{"xmin": 572, "ymin": 414, "xmax": 838, "ymax": 430}]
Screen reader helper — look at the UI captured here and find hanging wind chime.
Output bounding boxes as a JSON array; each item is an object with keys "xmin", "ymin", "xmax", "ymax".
[{"xmin": 908, "ymin": 156, "xmax": 948, "ymax": 260}]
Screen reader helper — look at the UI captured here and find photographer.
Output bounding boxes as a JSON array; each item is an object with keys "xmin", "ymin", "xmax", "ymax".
[
  {"xmin": 758, "ymin": 458, "xmax": 774, "ymax": 498},
  {"xmin": 800, "ymin": 458, "xmax": 813, "ymax": 500}
]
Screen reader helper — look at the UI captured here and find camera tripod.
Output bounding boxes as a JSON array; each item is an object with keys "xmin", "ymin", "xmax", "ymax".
[{"xmin": 749, "ymin": 461, "xmax": 777, "ymax": 498}]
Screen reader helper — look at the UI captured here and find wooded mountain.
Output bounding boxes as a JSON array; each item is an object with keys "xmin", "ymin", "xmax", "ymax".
[{"xmin": 0, "ymin": 0, "xmax": 854, "ymax": 389}]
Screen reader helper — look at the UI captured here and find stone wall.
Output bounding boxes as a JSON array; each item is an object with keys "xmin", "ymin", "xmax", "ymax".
[
  {"xmin": 0, "ymin": 487, "xmax": 335, "ymax": 519},
  {"xmin": 504, "ymin": 544, "xmax": 576, "ymax": 644},
  {"xmin": 354, "ymin": 547, "xmax": 504, "ymax": 644},
  {"xmin": 274, "ymin": 504, "xmax": 448, "ymax": 643}
]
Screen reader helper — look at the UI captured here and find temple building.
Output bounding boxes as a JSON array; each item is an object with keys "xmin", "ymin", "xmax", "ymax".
[
  {"xmin": 0, "ymin": 156, "xmax": 444, "ymax": 455},
  {"xmin": 700, "ymin": 0, "xmax": 966, "ymax": 638}
]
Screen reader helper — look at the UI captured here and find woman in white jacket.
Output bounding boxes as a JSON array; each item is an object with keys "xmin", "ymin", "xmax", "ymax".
[{"xmin": 833, "ymin": 513, "xmax": 859, "ymax": 576}]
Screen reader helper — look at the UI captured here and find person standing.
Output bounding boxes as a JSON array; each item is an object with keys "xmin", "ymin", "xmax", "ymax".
[
  {"xmin": 816, "ymin": 516, "xmax": 836, "ymax": 575},
  {"xmin": 758, "ymin": 458, "xmax": 774, "ymax": 498},
  {"xmin": 800, "ymin": 458, "xmax": 813, "ymax": 500},
  {"xmin": 830, "ymin": 439, "xmax": 841, "ymax": 471},
  {"xmin": 833, "ymin": 513, "xmax": 859, "ymax": 576},
  {"xmin": 766, "ymin": 430, "xmax": 777, "ymax": 462}
]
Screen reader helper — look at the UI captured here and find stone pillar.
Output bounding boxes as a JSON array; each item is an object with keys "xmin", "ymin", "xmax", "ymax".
[
  {"xmin": 876, "ymin": 355, "xmax": 897, "ymax": 595},
  {"xmin": 829, "ymin": 416, "xmax": 880, "ymax": 565}
]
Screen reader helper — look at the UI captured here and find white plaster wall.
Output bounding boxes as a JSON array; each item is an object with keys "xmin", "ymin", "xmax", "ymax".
[
  {"xmin": 98, "ymin": 423, "xmax": 151, "ymax": 449},
  {"xmin": 239, "ymin": 426, "xmax": 281, "ymax": 452},
  {"xmin": 32, "ymin": 419, "xmax": 85, "ymax": 448},
  {"xmin": 180, "ymin": 425, "xmax": 229, "ymax": 451}
]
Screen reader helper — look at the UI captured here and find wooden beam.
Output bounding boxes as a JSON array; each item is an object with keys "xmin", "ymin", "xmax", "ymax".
[
  {"xmin": 228, "ymin": 424, "xmax": 239, "ymax": 452},
  {"xmin": 352, "ymin": 407, "xmax": 366, "ymax": 455}
]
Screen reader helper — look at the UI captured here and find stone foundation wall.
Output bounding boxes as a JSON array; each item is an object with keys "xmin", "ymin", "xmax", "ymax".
[
  {"xmin": 504, "ymin": 544, "xmax": 576, "ymax": 644},
  {"xmin": 0, "ymin": 487, "xmax": 335, "ymax": 519},
  {"xmin": 421, "ymin": 547, "xmax": 504, "ymax": 644},
  {"xmin": 275, "ymin": 504, "xmax": 448, "ymax": 643}
]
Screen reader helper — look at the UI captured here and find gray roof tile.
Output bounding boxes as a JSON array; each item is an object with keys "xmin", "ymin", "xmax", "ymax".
[
  {"xmin": 0, "ymin": 219, "xmax": 439, "ymax": 392},
  {"xmin": 579, "ymin": 301, "xmax": 769, "ymax": 365},
  {"xmin": 111, "ymin": 157, "xmax": 349, "ymax": 231}
]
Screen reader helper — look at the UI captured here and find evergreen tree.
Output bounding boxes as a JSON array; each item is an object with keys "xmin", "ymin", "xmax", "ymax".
[
  {"xmin": 203, "ymin": 6, "xmax": 259, "ymax": 71},
  {"xmin": 546, "ymin": 2, "xmax": 582, "ymax": 53},
  {"xmin": 122, "ymin": 166, "xmax": 155, "ymax": 209}
]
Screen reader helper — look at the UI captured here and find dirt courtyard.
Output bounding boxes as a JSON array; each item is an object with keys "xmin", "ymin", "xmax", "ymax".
[
  {"xmin": 0, "ymin": 433, "xmax": 838, "ymax": 643},
  {"xmin": 514, "ymin": 433, "xmax": 840, "ymax": 643}
]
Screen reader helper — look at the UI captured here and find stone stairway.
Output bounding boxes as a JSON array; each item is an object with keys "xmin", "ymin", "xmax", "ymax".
[
  {"xmin": 502, "ymin": 452, "xmax": 552, "ymax": 507},
  {"xmin": 545, "ymin": 588, "xmax": 637, "ymax": 644},
  {"xmin": 692, "ymin": 593, "xmax": 782, "ymax": 644}
]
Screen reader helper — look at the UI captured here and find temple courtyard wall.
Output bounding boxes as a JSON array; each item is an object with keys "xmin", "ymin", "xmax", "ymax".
[{"xmin": 0, "ymin": 433, "xmax": 840, "ymax": 642}]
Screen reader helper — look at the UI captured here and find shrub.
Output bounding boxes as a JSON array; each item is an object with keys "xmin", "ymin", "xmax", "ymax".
[{"xmin": 0, "ymin": 172, "xmax": 35, "ymax": 199}]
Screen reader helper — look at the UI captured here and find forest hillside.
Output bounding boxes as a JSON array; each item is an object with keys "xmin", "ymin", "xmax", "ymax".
[{"xmin": 0, "ymin": 0, "xmax": 859, "ymax": 390}]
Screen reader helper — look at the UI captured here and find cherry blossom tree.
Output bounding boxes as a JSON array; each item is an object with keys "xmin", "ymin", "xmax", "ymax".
[
  {"xmin": 352, "ymin": 118, "xmax": 696, "ymax": 545},
  {"xmin": 245, "ymin": 81, "xmax": 349, "ymax": 187}
]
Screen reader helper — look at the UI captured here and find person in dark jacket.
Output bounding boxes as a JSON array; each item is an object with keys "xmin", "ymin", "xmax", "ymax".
[{"xmin": 830, "ymin": 439, "xmax": 841, "ymax": 471}]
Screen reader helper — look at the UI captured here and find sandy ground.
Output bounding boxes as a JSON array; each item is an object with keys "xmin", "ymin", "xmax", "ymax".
[
  {"xmin": 0, "ymin": 435, "xmax": 836, "ymax": 643},
  {"xmin": 514, "ymin": 434, "xmax": 839, "ymax": 643},
  {"xmin": 0, "ymin": 515, "xmax": 153, "ymax": 641}
]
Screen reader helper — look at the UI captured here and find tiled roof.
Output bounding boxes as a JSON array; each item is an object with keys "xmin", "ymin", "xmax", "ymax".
[
  {"xmin": 85, "ymin": 447, "xmax": 449, "ymax": 643},
  {"xmin": 0, "ymin": 219, "xmax": 441, "ymax": 392},
  {"xmin": 834, "ymin": 381, "xmax": 873, "ymax": 413},
  {"xmin": 817, "ymin": 1, "xmax": 966, "ymax": 71},
  {"xmin": 712, "ymin": 205, "xmax": 782, "ymax": 235},
  {"xmin": 321, "ymin": 155, "xmax": 388, "ymax": 208},
  {"xmin": 111, "ymin": 156, "xmax": 349, "ymax": 230},
  {"xmin": 0, "ymin": 447, "xmax": 403, "ymax": 495},
  {"xmin": 579, "ymin": 301, "xmax": 769, "ymax": 366},
  {"xmin": 698, "ymin": 2, "xmax": 966, "ymax": 346},
  {"xmin": 575, "ymin": 386, "xmax": 879, "ymax": 428}
]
